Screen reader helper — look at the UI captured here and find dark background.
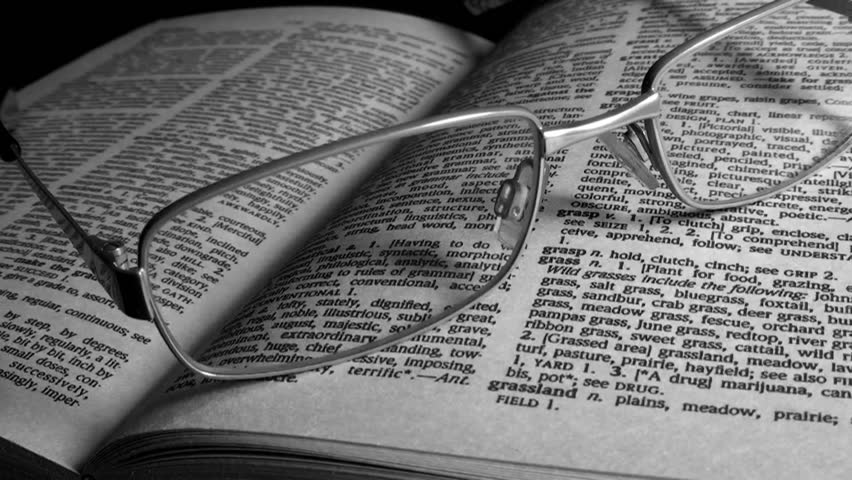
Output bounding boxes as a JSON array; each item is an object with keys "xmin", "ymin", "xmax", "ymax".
[{"xmin": 2, "ymin": 1, "xmax": 538, "ymax": 91}]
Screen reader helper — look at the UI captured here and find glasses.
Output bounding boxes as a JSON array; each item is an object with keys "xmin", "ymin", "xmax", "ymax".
[{"xmin": 3, "ymin": 0, "xmax": 851, "ymax": 380}]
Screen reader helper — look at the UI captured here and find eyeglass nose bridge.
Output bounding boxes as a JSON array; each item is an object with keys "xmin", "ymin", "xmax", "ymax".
[{"xmin": 542, "ymin": 91, "xmax": 663, "ymax": 190}]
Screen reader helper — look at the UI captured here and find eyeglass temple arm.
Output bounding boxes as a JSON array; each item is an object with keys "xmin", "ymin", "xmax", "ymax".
[{"xmin": 1, "ymin": 121, "xmax": 152, "ymax": 320}]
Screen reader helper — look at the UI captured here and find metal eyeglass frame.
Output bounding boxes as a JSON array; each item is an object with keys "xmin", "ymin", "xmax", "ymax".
[{"xmin": 2, "ymin": 0, "xmax": 851, "ymax": 380}]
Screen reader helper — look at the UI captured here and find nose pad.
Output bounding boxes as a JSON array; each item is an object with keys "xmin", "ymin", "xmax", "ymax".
[
  {"xmin": 493, "ymin": 159, "xmax": 537, "ymax": 249},
  {"xmin": 597, "ymin": 127, "xmax": 659, "ymax": 190}
]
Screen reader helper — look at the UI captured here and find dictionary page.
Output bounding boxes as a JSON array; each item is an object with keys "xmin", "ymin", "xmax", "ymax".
[
  {"xmin": 97, "ymin": 1, "xmax": 851, "ymax": 480},
  {"xmin": 0, "ymin": 7, "xmax": 489, "ymax": 473}
]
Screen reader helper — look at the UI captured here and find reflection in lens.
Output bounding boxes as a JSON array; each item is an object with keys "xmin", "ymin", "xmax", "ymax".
[{"xmin": 656, "ymin": 2, "xmax": 851, "ymax": 204}]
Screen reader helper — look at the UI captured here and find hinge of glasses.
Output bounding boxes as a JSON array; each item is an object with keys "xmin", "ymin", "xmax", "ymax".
[
  {"xmin": 89, "ymin": 236, "xmax": 132, "ymax": 270},
  {"xmin": 86, "ymin": 235, "xmax": 152, "ymax": 320}
]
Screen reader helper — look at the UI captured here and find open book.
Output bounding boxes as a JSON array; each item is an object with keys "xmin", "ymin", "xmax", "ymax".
[{"xmin": 2, "ymin": 1, "xmax": 851, "ymax": 479}]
